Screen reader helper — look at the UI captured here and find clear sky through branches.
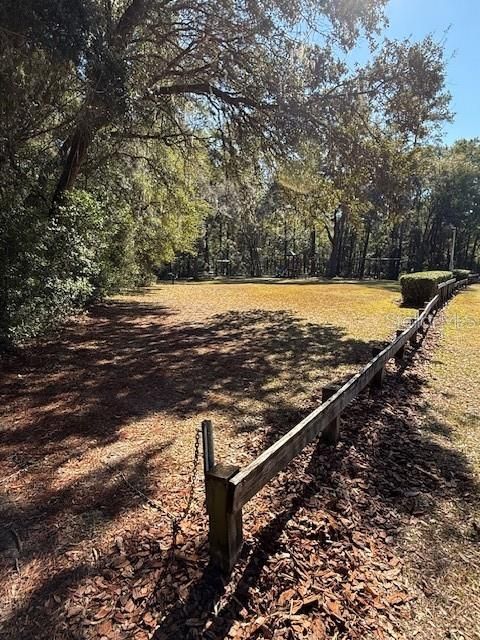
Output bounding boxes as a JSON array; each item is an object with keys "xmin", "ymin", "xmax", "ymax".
[{"xmin": 350, "ymin": 0, "xmax": 480, "ymax": 144}]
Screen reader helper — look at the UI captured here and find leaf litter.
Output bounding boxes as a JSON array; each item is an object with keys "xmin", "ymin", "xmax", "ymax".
[{"xmin": 1, "ymin": 284, "xmax": 479, "ymax": 639}]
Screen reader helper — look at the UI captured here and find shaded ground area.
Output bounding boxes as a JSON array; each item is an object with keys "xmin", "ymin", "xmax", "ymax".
[{"xmin": 1, "ymin": 281, "xmax": 477, "ymax": 639}]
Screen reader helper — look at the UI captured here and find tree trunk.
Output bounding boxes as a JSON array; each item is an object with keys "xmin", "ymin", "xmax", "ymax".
[
  {"xmin": 326, "ymin": 212, "xmax": 344, "ymax": 278},
  {"xmin": 463, "ymin": 232, "xmax": 471, "ymax": 265},
  {"xmin": 52, "ymin": 126, "xmax": 93, "ymax": 204},
  {"xmin": 470, "ymin": 235, "xmax": 478, "ymax": 269},
  {"xmin": 345, "ymin": 231, "xmax": 356, "ymax": 277},
  {"xmin": 309, "ymin": 228, "xmax": 316, "ymax": 276},
  {"xmin": 395, "ymin": 222, "xmax": 405, "ymax": 279},
  {"xmin": 50, "ymin": 0, "xmax": 150, "ymax": 205},
  {"xmin": 204, "ymin": 223, "xmax": 210, "ymax": 271},
  {"xmin": 387, "ymin": 224, "xmax": 399, "ymax": 280},
  {"xmin": 359, "ymin": 224, "xmax": 371, "ymax": 279}
]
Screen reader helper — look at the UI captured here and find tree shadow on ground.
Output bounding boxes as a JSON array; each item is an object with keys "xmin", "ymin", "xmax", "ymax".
[
  {"xmin": 0, "ymin": 440, "xmax": 173, "ymax": 565},
  {"xmin": 0, "ymin": 442, "xmax": 175, "ymax": 564},
  {"xmin": 0, "ymin": 302, "xmax": 372, "ymax": 458},
  {"xmin": 152, "ymin": 341, "xmax": 479, "ymax": 640},
  {"xmin": 0, "ymin": 300, "xmax": 376, "ymax": 637},
  {"xmin": 0, "ymin": 444, "xmax": 177, "ymax": 638},
  {"xmin": 0, "ymin": 315, "xmax": 478, "ymax": 640}
]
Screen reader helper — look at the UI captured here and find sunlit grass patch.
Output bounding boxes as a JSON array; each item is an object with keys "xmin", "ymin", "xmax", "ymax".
[
  {"xmin": 114, "ymin": 278, "xmax": 412, "ymax": 345},
  {"xmin": 429, "ymin": 284, "xmax": 480, "ymax": 476},
  {"xmin": 111, "ymin": 280, "xmax": 414, "ymax": 447}
]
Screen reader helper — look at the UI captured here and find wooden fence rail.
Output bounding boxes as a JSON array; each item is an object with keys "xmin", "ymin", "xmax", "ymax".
[{"xmin": 203, "ymin": 275, "xmax": 476, "ymax": 572}]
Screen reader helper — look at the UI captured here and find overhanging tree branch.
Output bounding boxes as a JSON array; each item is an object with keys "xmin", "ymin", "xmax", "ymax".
[{"xmin": 153, "ymin": 83, "xmax": 273, "ymax": 110}]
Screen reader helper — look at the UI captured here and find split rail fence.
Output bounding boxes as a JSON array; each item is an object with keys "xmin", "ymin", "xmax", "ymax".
[{"xmin": 202, "ymin": 274, "xmax": 479, "ymax": 572}]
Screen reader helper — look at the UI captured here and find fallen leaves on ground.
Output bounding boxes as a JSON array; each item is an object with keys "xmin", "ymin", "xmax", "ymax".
[
  {"xmin": 35, "ymin": 345, "xmax": 465, "ymax": 640},
  {"xmin": 1, "ymin": 285, "xmax": 478, "ymax": 640}
]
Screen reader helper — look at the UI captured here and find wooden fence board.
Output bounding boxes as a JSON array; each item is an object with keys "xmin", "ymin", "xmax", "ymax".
[
  {"xmin": 230, "ymin": 299, "xmax": 436, "ymax": 510},
  {"xmin": 205, "ymin": 277, "xmax": 470, "ymax": 571}
]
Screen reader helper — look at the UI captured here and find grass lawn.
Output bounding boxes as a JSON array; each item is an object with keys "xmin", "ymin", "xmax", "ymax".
[{"xmin": 430, "ymin": 284, "xmax": 480, "ymax": 475}]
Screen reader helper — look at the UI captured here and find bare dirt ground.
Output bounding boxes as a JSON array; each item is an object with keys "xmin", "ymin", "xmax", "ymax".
[{"xmin": 0, "ymin": 280, "xmax": 478, "ymax": 640}]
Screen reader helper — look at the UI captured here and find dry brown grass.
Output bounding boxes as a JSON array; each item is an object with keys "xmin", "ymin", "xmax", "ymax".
[{"xmin": 398, "ymin": 285, "xmax": 480, "ymax": 640}]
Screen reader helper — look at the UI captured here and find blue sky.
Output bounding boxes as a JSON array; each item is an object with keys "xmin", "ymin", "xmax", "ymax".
[{"xmin": 359, "ymin": 0, "xmax": 480, "ymax": 144}]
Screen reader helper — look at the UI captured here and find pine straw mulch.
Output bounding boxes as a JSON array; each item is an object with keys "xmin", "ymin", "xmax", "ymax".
[{"xmin": 2, "ymin": 306, "xmax": 478, "ymax": 640}]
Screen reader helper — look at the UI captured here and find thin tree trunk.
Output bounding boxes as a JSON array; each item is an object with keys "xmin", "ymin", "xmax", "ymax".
[
  {"xmin": 52, "ymin": 126, "xmax": 93, "ymax": 203},
  {"xmin": 309, "ymin": 228, "xmax": 316, "ymax": 276},
  {"xmin": 395, "ymin": 222, "xmax": 404, "ymax": 279},
  {"xmin": 470, "ymin": 235, "xmax": 478, "ymax": 269},
  {"xmin": 359, "ymin": 224, "xmax": 371, "ymax": 279},
  {"xmin": 326, "ymin": 212, "xmax": 344, "ymax": 278},
  {"xmin": 463, "ymin": 232, "xmax": 471, "ymax": 265},
  {"xmin": 346, "ymin": 233, "xmax": 357, "ymax": 278},
  {"xmin": 204, "ymin": 224, "xmax": 210, "ymax": 271},
  {"xmin": 387, "ymin": 224, "xmax": 399, "ymax": 280}
]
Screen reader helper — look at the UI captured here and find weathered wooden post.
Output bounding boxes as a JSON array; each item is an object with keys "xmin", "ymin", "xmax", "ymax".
[
  {"xmin": 409, "ymin": 319, "xmax": 418, "ymax": 347},
  {"xmin": 423, "ymin": 300, "xmax": 432, "ymax": 324},
  {"xmin": 205, "ymin": 463, "xmax": 243, "ymax": 574},
  {"xmin": 201, "ymin": 419, "xmax": 215, "ymax": 475},
  {"xmin": 321, "ymin": 384, "xmax": 341, "ymax": 445},
  {"xmin": 395, "ymin": 329, "xmax": 405, "ymax": 360},
  {"xmin": 418, "ymin": 306, "xmax": 427, "ymax": 335},
  {"xmin": 202, "ymin": 421, "xmax": 243, "ymax": 573},
  {"xmin": 370, "ymin": 346, "xmax": 386, "ymax": 388}
]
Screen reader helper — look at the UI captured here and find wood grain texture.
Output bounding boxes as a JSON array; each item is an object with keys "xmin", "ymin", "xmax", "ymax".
[{"xmin": 205, "ymin": 463, "xmax": 243, "ymax": 573}]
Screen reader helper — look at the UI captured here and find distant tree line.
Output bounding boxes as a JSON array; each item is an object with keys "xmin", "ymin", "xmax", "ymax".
[
  {"xmin": 0, "ymin": 0, "xmax": 477, "ymax": 347},
  {"xmin": 175, "ymin": 139, "xmax": 480, "ymax": 281}
]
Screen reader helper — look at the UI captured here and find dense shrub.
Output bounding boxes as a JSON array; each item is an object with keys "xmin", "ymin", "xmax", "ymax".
[
  {"xmin": 0, "ymin": 176, "xmax": 206, "ymax": 348},
  {"xmin": 452, "ymin": 268, "xmax": 471, "ymax": 281},
  {"xmin": 400, "ymin": 270, "xmax": 453, "ymax": 305},
  {"xmin": 1, "ymin": 191, "xmax": 119, "ymax": 346}
]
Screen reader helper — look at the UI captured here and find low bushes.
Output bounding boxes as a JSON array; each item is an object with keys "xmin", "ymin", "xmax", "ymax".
[
  {"xmin": 452, "ymin": 268, "xmax": 471, "ymax": 281},
  {"xmin": 400, "ymin": 270, "xmax": 453, "ymax": 305}
]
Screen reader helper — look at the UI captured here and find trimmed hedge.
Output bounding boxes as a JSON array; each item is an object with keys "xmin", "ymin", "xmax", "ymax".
[
  {"xmin": 452, "ymin": 268, "xmax": 471, "ymax": 281},
  {"xmin": 400, "ymin": 270, "xmax": 453, "ymax": 305}
]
